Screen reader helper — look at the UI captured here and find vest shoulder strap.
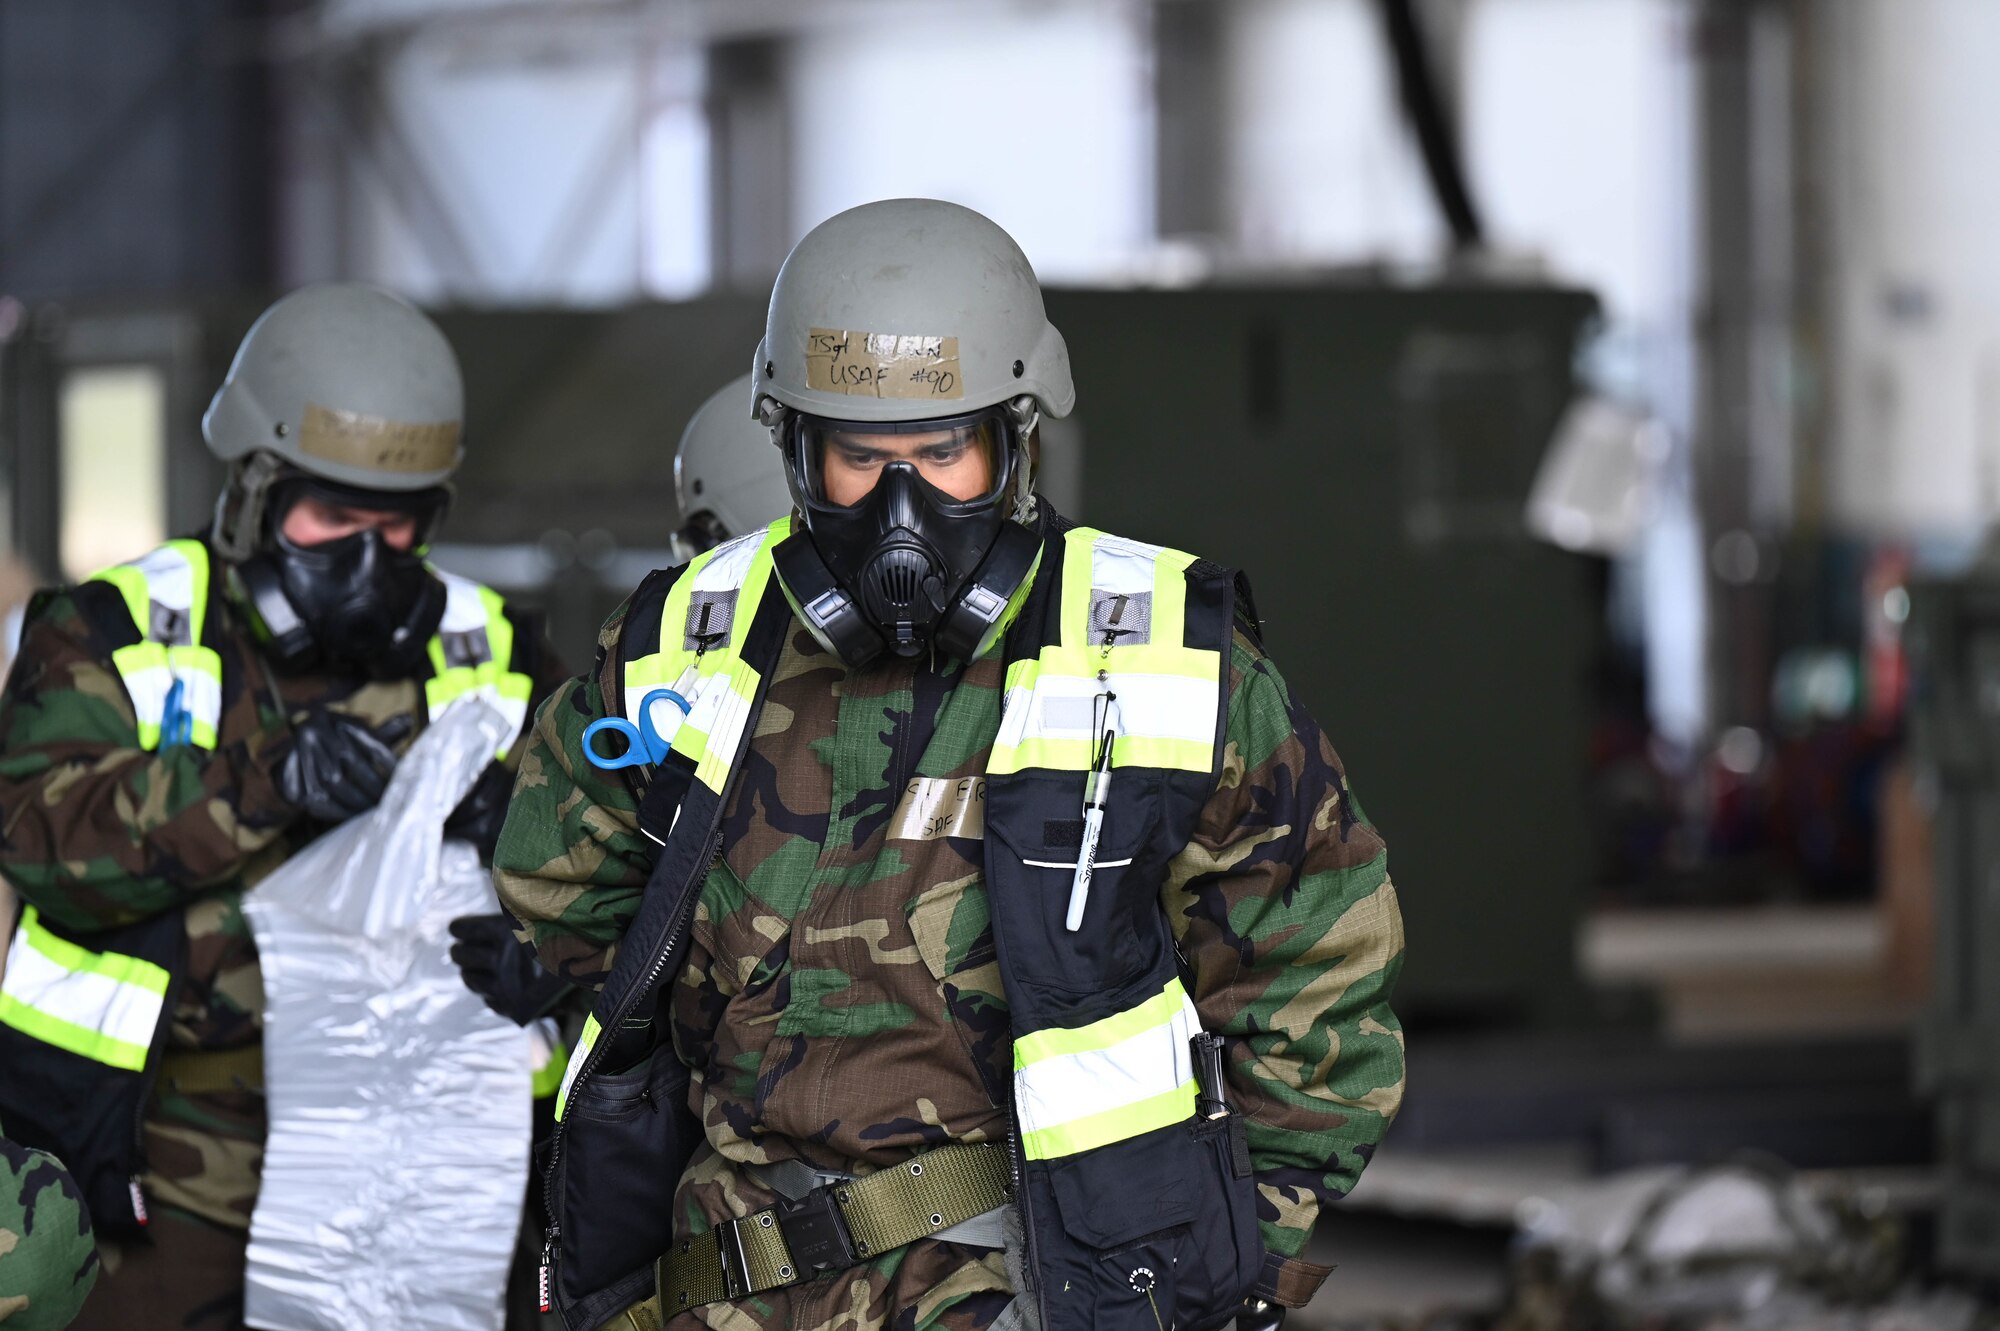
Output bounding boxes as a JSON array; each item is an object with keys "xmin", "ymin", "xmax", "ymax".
[
  {"xmin": 617, "ymin": 519, "xmax": 792, "ymax": 795},
  {"xmin": 423, "ymin": 568, "xmax": 535, "ymax": 758},
  {"xmin": 993, "ymin": 524, "xmax": 1234, "ymax": 779},
  {"xmin": 85, "ymin": 540, "xmax": 225, "ymax": 753}
]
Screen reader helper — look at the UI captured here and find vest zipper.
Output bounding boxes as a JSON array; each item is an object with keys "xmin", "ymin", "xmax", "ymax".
[
  {"xmin": 539, "ymin": 1222, "xmax": 557, "ymax": 1313},
  {"xmin": 1004, "ymin": 1100, "xmax": 1048, "ymax": 1328},
  {"xmin": 539, "ymin": 826, "xmax": 724, "ymax": 1324}
]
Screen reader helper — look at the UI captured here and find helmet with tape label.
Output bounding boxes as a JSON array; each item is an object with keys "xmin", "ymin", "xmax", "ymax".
[
  {"xmin": 205, "ymin": 284, "xmax": 463, "ymax": 560},
  {"xmin": 751, "ymin": 198, "xmax": 1074, "ymax": 426},
  {"xmin": 205, "ymin": 283, "xmax": 463, "ymax": 490},
  {"xmin": 674, "ymin": 374, "xmax": 794, "ymax": 555},
  {"xmin": 202, "ymin": 285, "xmax": 462, "ymax": 675}
]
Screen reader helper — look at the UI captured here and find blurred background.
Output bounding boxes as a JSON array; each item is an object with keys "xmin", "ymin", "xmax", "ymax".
[{"xmin": 5, "ymin": 0, "xmax": 2000, "ymax": 1325}]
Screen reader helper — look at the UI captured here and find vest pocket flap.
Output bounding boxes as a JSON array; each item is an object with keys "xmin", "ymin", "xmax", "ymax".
[
  {"xmin": 985, "ymin": 774, "xmax": 1160, "ymax": 865},
  {"xmin": 1043, "ymin": 1127, "xmax": 1199, "ymax": 1250}
]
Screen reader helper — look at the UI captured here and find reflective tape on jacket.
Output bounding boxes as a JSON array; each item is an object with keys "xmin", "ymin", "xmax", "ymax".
[
  {"xmin": 0, "ymin": 906, "xmax": 168, "ymax": 1072},
  {"xmin": 622, "ymin": 519, "xmax": 789, "ymax": 794},
  {"xmin": 89, "ymin": 540, "xmax": 224, "ymax": 753},
  {"xmin": 554, "ymin": 1013, "xmax": 602, "ymax": 1121},
  {"xmin": 988, "ymin": 527, "xmax": 1222, "ymax": 776},
  {"xmin": 529, "ymin": 1017, "xmax": 568, "ymax": 1101},
  {"xmin": 1012, "ymin": 977, "xmax": 1200, "ymax": 1161},
  {"xmin": 425, "ymin": 569, "xmax": 534, "ymax": 758}
]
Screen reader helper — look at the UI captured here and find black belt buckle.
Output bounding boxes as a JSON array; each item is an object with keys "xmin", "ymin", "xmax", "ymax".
[{"xmin": 774, "ymin": 1186, "xmax": 856, "ymax": 1276}]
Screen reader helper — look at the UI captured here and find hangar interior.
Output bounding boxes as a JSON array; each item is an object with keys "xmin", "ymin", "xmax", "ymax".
[{"xmin": 5, "ymin": 1, "xmax": 2000, "ymax": 1327}]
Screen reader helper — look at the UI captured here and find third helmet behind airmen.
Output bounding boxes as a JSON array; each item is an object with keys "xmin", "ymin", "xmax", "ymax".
[
  {"xmin": 203, "ymin": 284, "xmax": 463, "ymax": 676},
  {"xmin": 673, "ymin": 374, "xmax": 795, "ymax": 557},
  {"xmin": 755, "ymin": 198, "xmax": 1075, "ymax": 666}
]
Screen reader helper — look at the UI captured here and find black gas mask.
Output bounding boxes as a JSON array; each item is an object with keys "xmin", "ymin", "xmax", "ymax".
[
  {"xmin": 772, "ymin": 405, "xmax": 1039, "ymax": 668},
  {"xmin": 235, "ymin": 476, "xmax": 450, "ymax": 677}
]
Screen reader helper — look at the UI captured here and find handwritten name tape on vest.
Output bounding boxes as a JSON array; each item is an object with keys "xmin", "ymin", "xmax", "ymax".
[
  {"xmin": 806, "ymin": 329, "xmax": 964, "ymax": 401},
  {"xmin": 888, "ymin": 775, "xmax": 986, "ymax": 842}
]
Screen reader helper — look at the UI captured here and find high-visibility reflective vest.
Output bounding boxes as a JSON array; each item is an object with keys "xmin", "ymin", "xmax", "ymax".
[
  {"xmin": 540, "ymin": 513, "xmax": 1261, "ymax": 1331},
  {"xmin": 0, "ymin": 539, "xmax": 540, "ymax": 1231},
  {"xmin": 84, "ymin": 539, "xmax": 533, "ymax": 760}
]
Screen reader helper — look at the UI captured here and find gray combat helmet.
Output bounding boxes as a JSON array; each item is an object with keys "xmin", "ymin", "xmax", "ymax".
[
  {"xmin": 204, "ymin": 284, "xmax": 464, "ymax": 558},
  {"xmin": 752, "ymin": 199, "xmax": 1075, "ymax": 427},
  {"xmin": 674, "ymin": 373, "xmax": 795, "ymax": 553}
]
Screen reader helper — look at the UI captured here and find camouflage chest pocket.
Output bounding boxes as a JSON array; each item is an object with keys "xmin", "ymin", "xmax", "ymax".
[{"xmin": 904, "ymin": 878, "xmax": 1010, "ymax": 1106}]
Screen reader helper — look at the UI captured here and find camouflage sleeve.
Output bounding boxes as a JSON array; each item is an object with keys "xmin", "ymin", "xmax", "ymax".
[
  {"xmin": 0, "ymin": 590, "xmax": 298, "ymax": 932},
  {"xmin": 1161, "ymin": 628, "xmax": 1406, "ymax": 1310},
  {"xmin": 491, "ymin": 606, "xmax": 654, "ymax": 988}
]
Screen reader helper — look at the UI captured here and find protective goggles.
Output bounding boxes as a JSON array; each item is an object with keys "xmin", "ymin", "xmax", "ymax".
[{"xmin": 785, "ymin": 406, "xmax": 1017, "ymax": 512}]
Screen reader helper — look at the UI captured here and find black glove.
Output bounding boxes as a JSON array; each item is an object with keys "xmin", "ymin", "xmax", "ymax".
[
  {"xmin": 1238, "ymin": 1301, "xmax": 1286, "ymax": 1331},
  {"xmin": 444, "ymin": 763, "xmax": 515, "ymax": 863},
  {"xmin": 278, "ymin": 709, "xmax": 412, "ymax": 824},
  {"xmin": 448, "ymin": 913, "xmax": 573, "ymax": 1026}
]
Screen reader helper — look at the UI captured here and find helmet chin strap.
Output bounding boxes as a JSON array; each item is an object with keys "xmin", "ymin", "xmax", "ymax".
[
  {"xmin": 1005, "ymin": 397, "xmax": 1041, "ymax": 524},
  {"xmin": 210, "ymin": 451, "xmax": 288, "ymax": 563}
]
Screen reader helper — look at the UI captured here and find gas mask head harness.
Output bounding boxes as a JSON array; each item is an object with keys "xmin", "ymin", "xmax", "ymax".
[
  {"xmin": 233, "ymin": 468, "xmax": 452, "ymax": 677},
  {"xmin": 770, "ymin": 398, "xmax": 1041, "ymax": 668}
]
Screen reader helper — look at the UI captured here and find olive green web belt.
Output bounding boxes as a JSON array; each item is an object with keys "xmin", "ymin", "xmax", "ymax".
[{"xmin": 618, "ymin": 1141, "xmax": 1011, "ymax": 1328}]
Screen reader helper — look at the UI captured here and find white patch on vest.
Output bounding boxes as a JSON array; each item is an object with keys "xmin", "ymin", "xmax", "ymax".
[
  {"xmin": 1021, "ymin": 673, "xmax": 1216, "ymax": 748},
  {"xmin": 119, "ymin": 660, "xmax": 223, "ymax": 735},
  {"xmin": 1012, "ymin": 991, "xmax": 1199, "ymax": 1137},
  {"xmin": 1089, "ymin": 535, "xmax": 1167, "ymax": 597},
  {"xmin": 1, "ymin": 928, "xmax": 164, "ymax": 1055},
  {"xmin": 129, "ymin": 546, "xmax": 199, "ymax": 616},
  {"xmin": 692, "ymin": 531, "xmax": 766, "ymax": 593},
  {"xmin": 434, "ymin": 570, "xmax": 489, "ymax": 634}
]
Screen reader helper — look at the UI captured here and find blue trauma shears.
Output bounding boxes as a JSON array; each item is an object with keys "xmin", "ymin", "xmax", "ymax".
[
  {"xmin": 583, "ymin": 688, "xmax": 693, "ymax": 770},
  {"xmin": 160, "ymin": 677, "xmax": 195, "ymax": 750}
]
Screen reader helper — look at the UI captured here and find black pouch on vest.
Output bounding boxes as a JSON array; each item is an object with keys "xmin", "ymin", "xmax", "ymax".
[{"xmin": 549, "ymin": 1037, "xmax": 700, "ymax": 1325}]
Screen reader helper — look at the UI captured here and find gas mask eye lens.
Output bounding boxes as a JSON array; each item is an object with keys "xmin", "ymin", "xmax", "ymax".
[{"xmin": 793, "ymin": 410, "xmax": 1010, "ymax": 510}]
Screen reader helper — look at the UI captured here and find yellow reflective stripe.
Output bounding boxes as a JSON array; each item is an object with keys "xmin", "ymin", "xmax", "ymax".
[
  {"xmin": 988, "ymin": 644, "xmax": 1221, "ymax": 776},
  {"xmin": 479, "ymin": 583, "xmax": 515, "ymax": 677},
  {"xmin": 1020, "ymin": 1083, "xmax": 1196, "ymax": 1161},
  {"xmin": 1145, "ymin": 542, "xmax": 1194, "ymax": 651},
  {"xmin": 554, "ymin": 1014, "xmax": 601, "ymax": 1122},
  {"xmin": 0, "ymin": 993, "xmax": 151, "ymax": 1071},
  {"xmin": 626, "ymin": 520, "xmax": 788, "ymax": 786},
  {"xmin": 1013, "ymin": 978, "xmax": 1187, "ymax": 1067},
  {"xmin": 531, "ymin": 1039, "xmax": 570, "ymax": 1101},
  {"xmin": 1059, "ymin": 526, "xmax": 1099, "ymax": 648},
  {"xmin": 106, "ymin": 642, "xmax": 226, "ymax": 753},
  {"xmin": 92, "ymin": 542, "xmax": 221, "ymax": 752},
  {"xmin": 0, "ymin": 905, "xmax": 168, "ymax": 1071},
  {"xmin": 166, "ymin": 539, "xmax": 212, "ymax": 644},
  {"xmin": 422, "ymin": 577, "xmax": 533, "ymax": 759},
  {"xmin": 14, "ymin": 907, "xmax": 170, "ymax": 997}
]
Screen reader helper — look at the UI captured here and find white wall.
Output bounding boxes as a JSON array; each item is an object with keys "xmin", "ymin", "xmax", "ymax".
[
  {"xmin": 1822, "ymin": 0, "xmax": 2000, "ymax": 542},
  {"xmin": 1220, "ymin": 0, "xmax": 1442, "ymax": 266},
  {"xmin": 783, "ymin": 1, "xmax": 1156, "ymax": 282},
  {"xmin": 1462, "ymin": 0, "xmax": 1691, "ymax": 333},
  {"xmin": 282, "ymin": 19, "xmax": 709, "ymax": 304}
]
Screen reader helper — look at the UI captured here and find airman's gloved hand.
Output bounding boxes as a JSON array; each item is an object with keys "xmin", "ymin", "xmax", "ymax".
[
  {"xmin": 444, "ymin": 763, "xmax": 515, "ymax": 863},
  {"xmin": 278, "ymin": 709, "xmax": 412, "ymax": 823},
  {"xmin": 448, "ymin": 913, "xmax": 574, "ymax": 1026}
]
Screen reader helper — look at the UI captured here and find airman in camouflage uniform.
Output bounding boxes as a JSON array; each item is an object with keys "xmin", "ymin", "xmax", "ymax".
[
  {"xmin": 0, "ymin": 285, "xmax": 564, "ymax": 1329},
  {"xmin": 496, "ymin": 201, "xmax": 1404, "ymax": 1329},
  {"xmin": 0, "ymin": 1126, "xmax": 97, "ymax": 1330}
]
